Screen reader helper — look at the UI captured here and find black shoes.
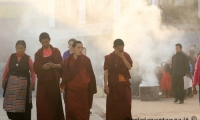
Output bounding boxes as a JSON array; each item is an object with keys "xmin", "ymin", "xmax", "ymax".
[
  {"xmin": 174, "ymin": 98, "xmax": 184, "ymax": 104},
  {"xmin": 179, "ymin": 101, "xmax": 184, "ymax": 104},
  {"xmin": 174, "ymin": 99, "xmax": 178, "ymax": 103}
]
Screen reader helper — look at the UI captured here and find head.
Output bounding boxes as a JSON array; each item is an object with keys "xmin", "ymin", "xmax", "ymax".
[
  {"xmin": 163, "ymin": 64, "xmax": 170, "ymax": 73},
  {"xmin": 68, "ymin": 38, "xmax": 76, "ymax": 51},
  {"xmin": 72, "ymin": 41, "xmax": 83, "ymax": 56},
  {"xmin": 15, "ymin": 40, "xmax": 26, "ymax": 55},
  {"xmin": 191, "ymin": 45, "xmax": 196, "ymax": 51},
  {"xmin": 113, "ymin": 39, "xmax": 124, "ymax": 53},
  {"xmin": 189, "ymin": 49, "xmax": 195, "ymax": 56},
  {"xmin": 82, "ymin": 47, "xmax": 87, "ymax": 55},
  {"xmin": 39, "ymin": 32, "xmax": 51, "ymax": 49},
  {"xmin": 175, "ymin": 43, "xmax": 182, "ymax": 53}
]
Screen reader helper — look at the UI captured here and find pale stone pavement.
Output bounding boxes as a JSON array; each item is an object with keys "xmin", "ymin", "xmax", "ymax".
[
  {"xmin": 0, "ymin": 95, "xmax": 199, "ymax": 120},
  {"xmin": 93, "ymin": 95, "xmax": 200, "ymax": 120},
  {"xmin": 0, "ymin": 97, "xmax": 103, "ymax": 120}
]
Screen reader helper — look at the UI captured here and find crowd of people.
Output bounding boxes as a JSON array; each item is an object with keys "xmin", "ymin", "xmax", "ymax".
[
  {"xmin": 1, "ymin": 32, "xmax": 200, "ymax": 120},
  {"xmin": 1, "ymin": 32, "xmax": 134, "ymax": 120},
  {"xmin": 158, "ymin": 44, "xmax": 199, "ymax": 104}
]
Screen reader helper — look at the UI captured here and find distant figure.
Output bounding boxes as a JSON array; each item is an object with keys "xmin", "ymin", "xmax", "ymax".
[
  {"xmin": 63, "ymin": 38, "xmax": 76, "ymax": 60},
  {"xmin": 189, "ymin": 45, "xmax": 197, "ymax": 73},
  {"xmin": 190, "ymin": 45, "xmax": 196, "ymax": 55},
  {"xmin": 82, "ymin": 47, "xmax": 87, "ymax": 55},
  {"xmin": 160, "ymin": 63, "xmax": 171, "ymax": 98},
  {"xmin": 104, "ymin": 39, "xmax": 133, "ymax": 120},
  {"xmin": 184, "ymin": 57, "xmax": 193, "ymax": 99},
  {"xmin": 2, "ymin": 40, "xmax": 36, "ymax": 120},
  {"xmin": 171, "ymin": 43, "xmax": 190, "ymax": 104},
  {"xmin": 33, "ymin": 32, "xmax": 65, "ymax": 120}
]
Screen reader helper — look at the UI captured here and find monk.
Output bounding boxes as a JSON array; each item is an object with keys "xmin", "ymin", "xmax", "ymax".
[
  {"xmin": 33, "ymin": 32, "xmax": 65, "ymax": 120},
  {"xmin": 104, "ymin": 39, "xmax": 133, "ymax": 120},
  {"xmin": 61, "ymin": 41, "xmax": 97, "ymax": 120}
]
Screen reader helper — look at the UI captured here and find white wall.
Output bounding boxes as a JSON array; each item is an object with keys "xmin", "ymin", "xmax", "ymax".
[{"xmin": 49, "ymin": 0, "xmax": 55, "ymax": 27}]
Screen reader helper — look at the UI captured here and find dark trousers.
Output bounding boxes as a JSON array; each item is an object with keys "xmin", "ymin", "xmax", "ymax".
[
  {"xmin": 7, "ymin": 110, "xmax": 31, "ymax": 120},
  {"xmin": 172, "ymin": 76, "xmax": 185, "ymax": 101},
  {"xmin": 188, "ymin": 87, "xmax": 192, "ymax": 94},
  {"xmin": 185, "ymin": 87, "xmax": 192, "ymax": 96}
]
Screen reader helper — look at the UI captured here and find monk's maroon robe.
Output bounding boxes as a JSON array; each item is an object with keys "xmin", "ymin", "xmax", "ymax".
[
  {"xmin": 104, "ymin": 51, "xmax": 133, "ymax": 120},
  {"xmin": 33, "ymin": 46, "xmax": 65, "ymax": 120},
  {"xmin": 61, "ymin": 54, "xmax": 96, "ymax": 120}
]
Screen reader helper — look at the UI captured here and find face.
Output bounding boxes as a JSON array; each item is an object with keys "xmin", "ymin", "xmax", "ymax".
[
  {"xmin": 74, "ymin": 43, "xmax": 83, "ymax": 56},
  {"xmin": 40, "ymin": 39, "xmax": 50, "ymax": 48},
  {"xmin": 16, "ymin": 44, "xmax": 26, "ymax": 55},
  {"xmin": 82, "ymin": 50, "xmax": 87, "ymax": 55},
  {"xmin": 68, "ymin": 41, "xmax": 74, "ymax": 51},
  {"xmin": 176, "ymin": 46, "xmax": 182, "ymax": 53},
  {"xmin": 191, "ymin": 46, "xmax": 196, "ymax": 51},
  {"xmin": 114, "ymin": 45, "xmax": 124, "ymax": 53}
]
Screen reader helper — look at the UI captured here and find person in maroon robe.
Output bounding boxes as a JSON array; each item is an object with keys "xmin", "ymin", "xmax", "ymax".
[
  {"xmin": 60, "ymin": 41, "xmax": 96, "ymax": 120},
  {"xmin": 104, "ymin": 39, "xmax": 133, "ymax": 120},
  {"xmin": 33, "ymin": 32, "xmax": 65, "ymax": 120}
]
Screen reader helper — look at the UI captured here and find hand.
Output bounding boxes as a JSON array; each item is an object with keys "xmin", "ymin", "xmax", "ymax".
[
  {"xmin": 61, "ymin": 89, "xmax": 65, "ymax": 93},
  {"xmin": 49, "ymin": 62, "xmax": 56, "ymax": 69},
  {"xmin": 117, "ymin": 51, "xmax": 125, "ymax": 59},
  {"xmin": 49, "ymin": 62, "xmax": 54, "ymax": 66},
  {"xmin": 29, "ymin": 85, "xmax": 35, "ymax": 91},
  {"xmin": 42, "ymin": 63, "xmax": 52, "ymax": 70},
  {"xmin": 104, "ymin": 85, "xmax": 109, "ymax": 94},
  {"xmin": 193, "ymin": 86, "xmax": 197, "ymax": 95}
]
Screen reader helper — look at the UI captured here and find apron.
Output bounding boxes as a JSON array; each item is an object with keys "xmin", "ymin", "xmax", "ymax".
[{"xmin": 3, "ymin": 75, "xmax": 31, "ymax": 113}]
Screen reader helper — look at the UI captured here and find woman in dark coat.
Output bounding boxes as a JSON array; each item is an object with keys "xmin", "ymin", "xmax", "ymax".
[{"xmin": 2, "ymin": 40, "xmax": 36, "ymax": 120}]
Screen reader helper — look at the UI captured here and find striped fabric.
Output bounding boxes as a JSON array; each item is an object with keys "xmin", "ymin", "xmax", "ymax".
[{"xmin": 3, "ymin": 75, "xmax": 28, "ymax": 113}]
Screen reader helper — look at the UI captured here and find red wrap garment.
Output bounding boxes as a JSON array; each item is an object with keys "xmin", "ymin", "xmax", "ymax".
[
  {"xmin": 61, "ymin": 54, "xmax": 97, "ymax": 120},
  {"xmin": 33, "ymin": 45, "xmax": 65, "ymax": 120},
  {"xmin": 104, "ymin": 51, "xmax": 133, "ymax": 120}
]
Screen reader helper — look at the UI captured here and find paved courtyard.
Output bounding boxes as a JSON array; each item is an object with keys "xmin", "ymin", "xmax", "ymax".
[
  {"xmin": 94, "ymin": 95, "xmax": 200, "ymax": 120},
  {"xmin": 0, "ymin": 94, "xmax": 199, "ymax": 120},
  {"xmin": 0, "ymin": 97, "xmax": 103, "ymax": 120}
]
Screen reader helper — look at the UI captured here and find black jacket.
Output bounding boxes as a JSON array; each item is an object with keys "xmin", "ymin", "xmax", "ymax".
[{"xmin": 170, "ymin": 52, "xmax": 190, "ymax": 76}]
